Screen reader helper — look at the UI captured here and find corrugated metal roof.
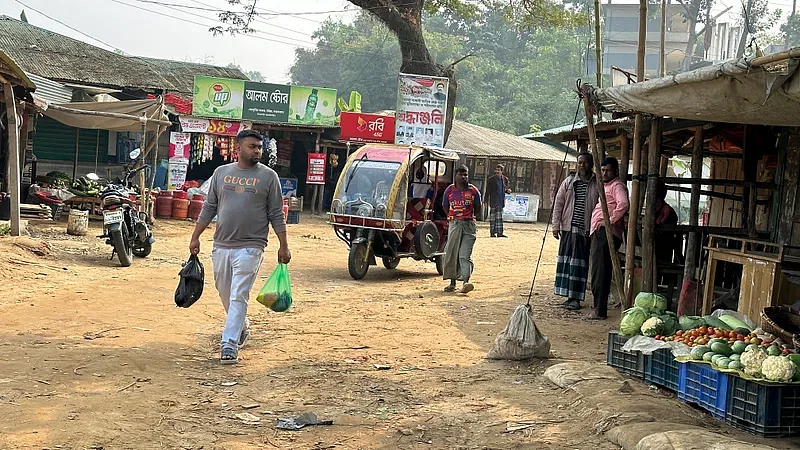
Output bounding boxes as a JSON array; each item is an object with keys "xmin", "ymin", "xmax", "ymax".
[
  {"xmin": 446, "ymin": 120, "xmax": 576, "ymax": 162},
  {"xmin": 26, "ymin": 72, "xmax": 73, "ymax": 103},
  {"xmin": 0, "ymin": 16, "xmax": 247, "ymax": 94}
]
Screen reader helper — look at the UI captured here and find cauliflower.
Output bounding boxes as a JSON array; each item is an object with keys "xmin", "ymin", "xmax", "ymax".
[
  {"xmin": 641, "ymin": 317, "xmax": 664, "ymax": 337},
  {"xmin": 761, "ymin": 356, "xmax": 796, "ymax": 382},
  {"xmin": 740, "ymin": 347, "xmax": 769, "ymax": 377}
]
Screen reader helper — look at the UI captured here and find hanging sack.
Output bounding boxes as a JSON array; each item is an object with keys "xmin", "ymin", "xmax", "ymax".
[
  {"xmin": 256, "ymin": 263, "xmax": 293, "ymax": 312},
  {"xmin": 175, "ymin": 254, "xmax": 204, "ymax": 308},
  {"xmin": 486, "ymin": 304, "xmax": 551, "ymax": 360}
]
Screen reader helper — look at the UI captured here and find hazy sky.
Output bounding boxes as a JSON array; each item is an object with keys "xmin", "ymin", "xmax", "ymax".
[{"xmin": 0, "ymin": 0, "xmax": 360, "ymax": 83}]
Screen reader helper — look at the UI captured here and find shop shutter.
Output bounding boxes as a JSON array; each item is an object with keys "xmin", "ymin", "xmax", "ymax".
[{"xmin": 33, "ymin": 116, "xmax": 109, "ymax": 163}]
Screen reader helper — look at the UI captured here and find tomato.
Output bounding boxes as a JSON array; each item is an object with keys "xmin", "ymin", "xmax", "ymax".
[
  {"xmin": 690, "ymin": 330, "xmax": 699, "ymax": 337},
  {"xmin": 707, "ymin": 327, "xmax": 715, "ymax": 335},
  {"xmin": 676, "ymin": 330, "xmax": 684, "ymax": 337},
  {"xmin": 655, "ymin": 335, "xmax": 662, "ymax": 340},
  {"xmin": 736, "ymin": 334, "xmax": 745, "ymax": 341},
  {"xmin": 698, "ymin": 326, "xmax": 707, "ymax": 335}
]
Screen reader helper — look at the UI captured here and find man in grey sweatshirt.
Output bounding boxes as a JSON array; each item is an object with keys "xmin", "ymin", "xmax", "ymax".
[{"xmin": 190, "ymin": 129, "xmax": 291, "ymax": 365}]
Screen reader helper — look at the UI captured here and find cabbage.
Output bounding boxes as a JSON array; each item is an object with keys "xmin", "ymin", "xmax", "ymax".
[
  {"xmin": 634, "ymin": 292, "xmax": 668, "ymax": 313},
  {"xmin": 658, "ymin": 314, "xmax": 678, "ymax": 336},
  {"xmin": 620, "ymin": 307, "xmax": 650, "ymax": 336},
  {"xmin": 679, "ymin": 315, "xmax": 706, "ymax": 331}
]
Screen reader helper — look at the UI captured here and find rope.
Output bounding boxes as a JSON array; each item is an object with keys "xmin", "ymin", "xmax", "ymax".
[{"xmin": 526, "ymin": 81, "xmax": 586, "ymax": 306}]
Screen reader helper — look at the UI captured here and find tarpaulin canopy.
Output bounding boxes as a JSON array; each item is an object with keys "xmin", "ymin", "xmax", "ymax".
[
  {"xmin": 590, "ymin": 58, "xmax": 800, "ymax": 127},
  {"xmin": 33, "ymin": 97, "xmax": 170, "ymax": 132}
]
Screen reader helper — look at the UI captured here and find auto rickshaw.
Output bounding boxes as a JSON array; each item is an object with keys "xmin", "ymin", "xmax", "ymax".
[{"xmin": 328, "ymin": 144, "xmax": 466, "ymax": 280}]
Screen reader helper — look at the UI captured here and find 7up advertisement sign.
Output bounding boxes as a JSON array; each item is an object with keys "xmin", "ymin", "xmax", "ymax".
[
  {"xmin": 192, "ymin": 76, "xmax": 337, "ymax": 125},
  {"xmin": 192, "ymin": 76, "xmax": 245, "ymax": 120}
]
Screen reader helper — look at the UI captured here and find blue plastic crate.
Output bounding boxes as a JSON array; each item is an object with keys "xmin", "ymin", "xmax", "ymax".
[
  {"xmin": 677, "ymin": 361, "xmax": 730, "ymax": 420},
  {"xmin": 726, "ymin": 376, "xmax": 800, "ymax": 437},
  {"xmin": 606, "ymin": 331, "xmax": 645, "ymax": 379},
  {"xmin": 287, "ymin": 211, "xmax": 300, "ymax": 224},
  {"xmin": 644, "ymin": 348, "xmax": 680, "ymax": 391}
]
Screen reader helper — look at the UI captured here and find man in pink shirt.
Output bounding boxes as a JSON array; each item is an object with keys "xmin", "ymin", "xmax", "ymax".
[{"xmin": 589, "ymin": 157, "xmax": 629, "ymax": 320}]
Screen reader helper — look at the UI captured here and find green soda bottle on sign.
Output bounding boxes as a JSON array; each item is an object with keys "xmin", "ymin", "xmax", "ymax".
[{"xmin": 304, "ymin": 89, "xmax": 318, "ymax": 122}]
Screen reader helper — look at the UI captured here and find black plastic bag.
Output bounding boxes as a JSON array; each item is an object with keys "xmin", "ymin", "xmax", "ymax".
[{"xmin": 175, "ymin": 254, "xmax": 204, "ymax": 308}]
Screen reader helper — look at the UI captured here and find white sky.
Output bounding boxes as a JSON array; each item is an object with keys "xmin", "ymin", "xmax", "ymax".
[{"xmin": 0, "ymin": 0, "xmax": 360, "ymax": 83}]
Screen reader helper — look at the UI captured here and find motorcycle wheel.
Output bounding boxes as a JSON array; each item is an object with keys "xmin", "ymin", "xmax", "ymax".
[
  {"xmin": 111, "ymin": 228, "xmax": 133, "ymax": 267},
  {"xmin": 132, "ymin": 241, "xmax": 152, "ymax": 258},
  {"xmin": 348, "ymin": 242, "xmax": 370, "ymax": 280},
  {"xmin": 382, "ymin": 256, "xmax": 400, "ymax": 270}
]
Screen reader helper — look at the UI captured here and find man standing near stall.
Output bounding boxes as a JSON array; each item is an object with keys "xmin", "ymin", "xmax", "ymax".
[
  {"xmin": 552, "ymin": 153, "xmax": 599, "ymax": 310},
  {"xmin": 485, "ymin": 164, "xmax": 511, "ymax": 237},
  {"xmin": 442, "ymin": 165, "xmax": 482, "ymax": 294},
  {"xmin": 589, "ymin": 157, "xmax": 629, "ymax": 320}
]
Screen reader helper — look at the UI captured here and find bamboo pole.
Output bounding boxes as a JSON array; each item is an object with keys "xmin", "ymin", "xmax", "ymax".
[
  {"xmin": 620, "ymin": 134, "xmax": 630, "ymax": 183},
  {"xmin": 3, "ymin": 83, "xmax": 21, "ymax": 236},
  {"xmin": 582, "ymin": 89, "xmax": 625, "ymax": 306},
  {"xmin": 624, "ymin": 0, "xmax": 649, "ymax": 307},
  {"xmin": 594, "ymin": 0, "xmax": 603, "ymax": 89},
  {"xmin": 660, "ymin": 0, "xmax": 667, "ymax": 77},
  {"xmin": 642, "ymin": 117, "xmax": 663, "ymax": 292}
]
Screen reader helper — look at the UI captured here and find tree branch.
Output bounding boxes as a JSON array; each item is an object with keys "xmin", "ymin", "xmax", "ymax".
[{"xmin": 448, "ymin": 53, "xmax": 476, "ymax": 69}]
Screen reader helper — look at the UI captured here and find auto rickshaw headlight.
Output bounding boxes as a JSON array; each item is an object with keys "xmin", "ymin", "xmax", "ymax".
[
  {"xmin": 375, "ymin": 203, "xmax": 387, "ymax": 218},
  {"xmin": 331, "ymin": 198, "xmax": 343, "ymax": 214}
]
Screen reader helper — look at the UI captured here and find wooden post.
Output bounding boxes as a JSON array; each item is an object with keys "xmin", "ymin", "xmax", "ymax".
[
  {"xmin": 683, "ymin": 127, "xmax": 704, "ymax": 284},
  {"xmin": 3, "ymin": 83, "xmax": 21, "ymax": 236},
  {"xmin": 73, "ymin": 128, "xmax": 80, "ymax": 182},
  {"xmin": 582, "ymin": 89, "xmax": 625, "ymax": 305},
  {"xmin": 660, "ymin": 0, "xmax": 667, "ymax": 77},
  {"xmin": 318, "ymin": 146, "xmax": 327, "ymax": 215},
  {"xmin": 597, "ymin": 138, "xmax": 605, "ymax": 159},
  {"xmin": 594, "ymin": 0, "xmax": 603, "ymax": 89},
  {"xmin": 642, "ymin": 117, "xmax": 663, "ymax": 292},
  {"xmin": 620, "ymin": 134, "xmax": 631, "ymax": 182},
  {"xmin": 624, "ymin": 0, "xmax": 649, "ymax": 306}
]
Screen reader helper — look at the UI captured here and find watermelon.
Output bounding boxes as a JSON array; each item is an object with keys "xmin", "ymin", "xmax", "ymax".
[
  {"xmin": 731, "ymin": 341, "xmax": 748, "ymax": 355},
  {"xmin": 691, "ymin": 345, "xmax": 711, "ymax": 360},
  {"xmin": 716, "ymin": 357, "xmax": 732, "ymax": 368},
  {"xmin": 728, "ymin": 361, "xmax": 744, "ymax": 371},
  {"xmin": 710, "ymin": 341, "xmax": 732, "ymax": 356},
  {"xmin": 730, "ymin": 354, "xmax": 741, "ymax": 362},
  {"xmin": 703, "ymin": 352, "xmax": 715, "ymax": 362}
]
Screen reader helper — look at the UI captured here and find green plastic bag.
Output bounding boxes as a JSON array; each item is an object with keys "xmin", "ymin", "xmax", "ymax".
[{"xmin": 256, "ymin": 264, "xmax": 293, "ymax": 312}]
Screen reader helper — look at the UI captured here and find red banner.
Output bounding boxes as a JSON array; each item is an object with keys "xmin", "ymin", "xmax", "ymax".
[
  {"xmin": 339, "ymin": 112, "xmax": 395, "ymax": 144},
  {"xmin": 307, "ymin": 153, "xmax": 326, "ymax": 185}
]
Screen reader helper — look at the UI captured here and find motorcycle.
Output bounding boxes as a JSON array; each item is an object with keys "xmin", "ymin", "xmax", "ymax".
[{"xmin": 88, "ymin": 149, "xmax": 155, "ymax": 267}]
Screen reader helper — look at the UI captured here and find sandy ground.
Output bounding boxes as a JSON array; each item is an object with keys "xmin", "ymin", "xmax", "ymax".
[{"xmin": 0, "ymin": 215, "xmax": 795, "ymax": 449}]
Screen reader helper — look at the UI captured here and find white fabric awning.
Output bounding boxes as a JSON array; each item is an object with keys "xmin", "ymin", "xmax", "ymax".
[{"xmin": 591, "ymin": 58, "xmax": 800, "ymax": 126}]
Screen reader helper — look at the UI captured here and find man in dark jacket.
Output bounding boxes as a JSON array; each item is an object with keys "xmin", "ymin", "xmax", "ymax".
[{"xmin": 485, "ymin": 164, "xmax": 511, "ymax": 237}]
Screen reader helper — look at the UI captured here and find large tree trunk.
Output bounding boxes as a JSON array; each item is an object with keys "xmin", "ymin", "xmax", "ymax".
[{"xmin": 347, "ymin": 0, "xmax": 457, "ymax": 142}]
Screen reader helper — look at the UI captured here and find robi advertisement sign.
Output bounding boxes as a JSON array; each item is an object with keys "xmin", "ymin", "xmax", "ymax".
[{"xmin": 339, "ymin": 112, "xmax": 396, "ymax": 144}]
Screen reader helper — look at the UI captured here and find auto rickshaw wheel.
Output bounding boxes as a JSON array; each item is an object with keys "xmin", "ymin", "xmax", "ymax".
[
  {"xmin": 348, "ymin": 242, "xmax": 370, "ymax": 280},
  {"xmin": 435, "ymin": 256, "xmax": 444, "ymax": 275},
  {"xmin": 382, "ymin": 256, "xmax": 400, "ymax": 270}
]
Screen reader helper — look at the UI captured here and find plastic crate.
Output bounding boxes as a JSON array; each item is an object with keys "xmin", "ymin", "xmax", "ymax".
[
  {"xmin": 644, "ymin": 348, "xmax": 680, "ymax": 391},
  {"xmin": 726, "ymin": 376, "xmax": 800, "ymax": 437},
  {"xmin": 287, "ymin": 211, "xmax": 300, "ymax": 224},
  {"xmin": 677, "ymin": 361, "xmax": 730, "ymax": 420},
  {"xmin": 606, "ymin": 331, "xmax": 645, "ymax": 378}
]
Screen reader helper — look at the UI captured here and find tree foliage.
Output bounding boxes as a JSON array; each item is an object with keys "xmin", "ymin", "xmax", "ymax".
[{"xmin": 290, "ymin": 8, "xmax": 589, "ymax": 135}]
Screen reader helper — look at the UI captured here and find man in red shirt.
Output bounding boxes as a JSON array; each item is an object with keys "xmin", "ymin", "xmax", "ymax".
[{"xmin": 442, "ymin": 165, "xmax": 482, "ymax": 294}]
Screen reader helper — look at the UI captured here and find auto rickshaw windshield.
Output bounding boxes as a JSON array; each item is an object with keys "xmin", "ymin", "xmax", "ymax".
[{"xmin": 339, "ymin": 160, "xmax": 401, "ymax": 207}]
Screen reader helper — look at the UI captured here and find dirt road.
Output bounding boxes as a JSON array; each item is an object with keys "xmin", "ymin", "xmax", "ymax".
[{"xmin": 0, "ymin": 216, "xmax": 792, "ymax": 449}]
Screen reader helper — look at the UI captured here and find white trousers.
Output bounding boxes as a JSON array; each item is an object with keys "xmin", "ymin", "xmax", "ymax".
[{"xmin": 211, "ymin": 247, "xmax": 263, "ymax": 350}]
